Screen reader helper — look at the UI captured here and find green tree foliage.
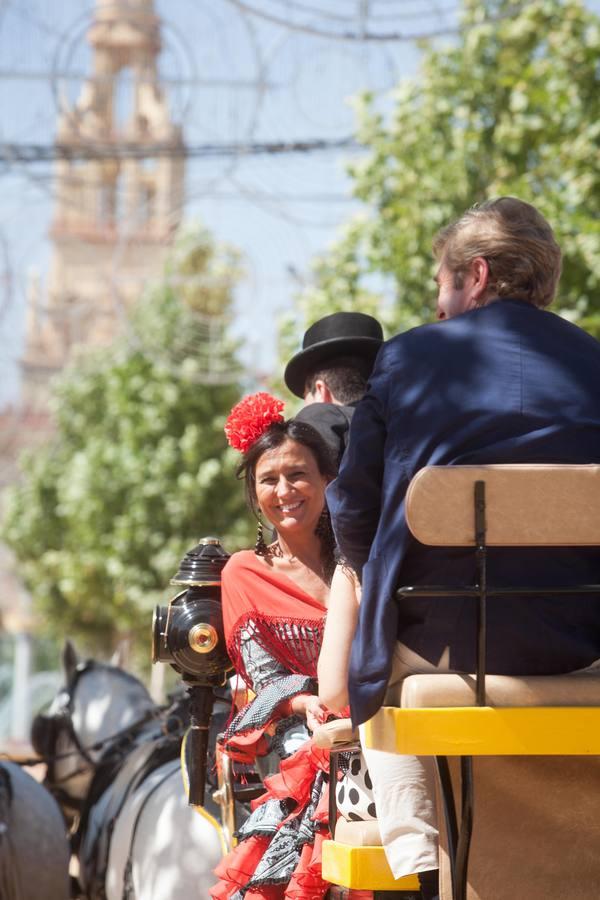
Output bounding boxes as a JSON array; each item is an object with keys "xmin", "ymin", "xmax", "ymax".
[
  {"xmin": 3, "ymin": 225, "xmax": 252, "ymax": 652},
  {"xmin": 286, "ymin": 0, "xmax": 600, "ymax": 345}
]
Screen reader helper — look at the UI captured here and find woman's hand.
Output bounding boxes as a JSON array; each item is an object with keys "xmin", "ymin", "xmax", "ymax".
[{"xmin": 290, "ymin": 693, "xmax": 330, "ymax": 732}]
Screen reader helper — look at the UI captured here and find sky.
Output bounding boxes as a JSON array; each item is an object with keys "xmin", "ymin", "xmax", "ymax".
[
  {"xmin": 0, "ymin": 0, "xmax": 452, "ymax": 404},
  {"xmin": 0, "ymin": 0, "xmax": 598, "ymax": 404}
]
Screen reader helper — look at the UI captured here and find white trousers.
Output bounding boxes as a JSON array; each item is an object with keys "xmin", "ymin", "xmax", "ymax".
[{"xmin": 358, "ymin": 641, "xmax": 450, "ymax": 879}]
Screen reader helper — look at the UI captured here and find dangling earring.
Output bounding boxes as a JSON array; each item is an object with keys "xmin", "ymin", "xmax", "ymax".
[{"xmin": 255, "ymin": 519, "xmax": 269, "ymax": 557}]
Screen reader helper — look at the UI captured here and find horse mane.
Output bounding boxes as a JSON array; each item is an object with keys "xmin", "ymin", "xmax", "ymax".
[{"xmin": 89, "ymin": 662, "xmax": 153, "ymax": 699}]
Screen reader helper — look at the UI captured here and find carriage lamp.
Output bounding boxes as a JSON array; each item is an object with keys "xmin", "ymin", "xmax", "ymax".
[
  {"xmin": 151, "ymin": 536, "xmax": 232, "ymax": 685},
  {"xmin": 152, "ymin": 536, "xmax": 232, "ymax": 807}
]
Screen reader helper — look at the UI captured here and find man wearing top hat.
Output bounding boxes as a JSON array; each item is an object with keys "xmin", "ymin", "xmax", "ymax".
[{"xmin": 284, "ymin": 311, "xmax": 384, "ymax": 467}]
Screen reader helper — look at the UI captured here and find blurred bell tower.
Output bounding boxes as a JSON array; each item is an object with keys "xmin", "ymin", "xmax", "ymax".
[{"xmin": 20, "ymin": 0, "xmax": 185, "ymax": 411}]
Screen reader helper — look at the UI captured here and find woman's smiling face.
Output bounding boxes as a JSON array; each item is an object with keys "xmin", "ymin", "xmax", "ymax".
[{"xmin": 254, "ymin": 438, "xmax": 328, "ymax": 536}]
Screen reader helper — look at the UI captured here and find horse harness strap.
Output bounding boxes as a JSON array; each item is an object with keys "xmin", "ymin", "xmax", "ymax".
[
  {"xmin": 121, "ymin": 762, "xmax": 182, "ymax": 899},
  {"xmin": 78, "ymin": 728, "xmax": 182, "ymax": 898},
  {"xmin": 21, "ymin": 665, "xmax": 157, "ymax": 772}
]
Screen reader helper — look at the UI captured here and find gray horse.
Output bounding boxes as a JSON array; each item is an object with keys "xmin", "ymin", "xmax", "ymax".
[
  {"xmin": 0, "ymin": 758, "xmax": 70, "ymax": 900},
  {"xmin": 33, "ymin": 642, "xmax": 224, "ymax": 900}
]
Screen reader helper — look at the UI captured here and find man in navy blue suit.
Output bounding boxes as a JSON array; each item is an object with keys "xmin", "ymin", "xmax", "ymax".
[{"xmin": 326, "ymin": 197, "xmax": 600, "ymax": 888}]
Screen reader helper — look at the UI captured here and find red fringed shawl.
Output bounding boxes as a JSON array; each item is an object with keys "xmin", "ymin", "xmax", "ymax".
[{"xmin": 222, "ymin": 551, "xmax": 327, "ymax": 687}]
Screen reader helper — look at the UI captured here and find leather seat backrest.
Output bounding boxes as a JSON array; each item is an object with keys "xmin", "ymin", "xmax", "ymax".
[
  {"xmin": 400, "ymin": 672, "xmax": 600, "ymax": 708},
  {"xmin": 406, "ymin": 464, "xmax": 600, "ymax": 547}
]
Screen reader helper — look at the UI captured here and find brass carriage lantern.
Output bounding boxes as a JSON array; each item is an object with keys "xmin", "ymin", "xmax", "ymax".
[
  {"xmin": 152, "ymin": 536, "xmax": 231, "ymax": 684},
  {"xmin": 152, "ymin": 536, "xmax": 232, "ymax": 807}
]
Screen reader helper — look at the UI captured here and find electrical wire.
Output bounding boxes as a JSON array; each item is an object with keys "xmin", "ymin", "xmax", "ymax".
[
  {"xmin": 0, "ymin": 136, "xmax": 358, "ymax": 163},
  {"xmin": 255, "ymin": 0, "xmax": 460, "ymax": 24},
  {"xmin": 223, "ymin": 0, "xmax": 524, "ymax": 41}
]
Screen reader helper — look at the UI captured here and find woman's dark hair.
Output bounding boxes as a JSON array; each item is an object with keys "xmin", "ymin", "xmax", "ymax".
[
  {"xmin": 237, "ymin": 418, "xmax": 338, "ymax": 583},
  {"xmin": 237, "ymin": 418, "xmax": 336, "ymax": 515}
]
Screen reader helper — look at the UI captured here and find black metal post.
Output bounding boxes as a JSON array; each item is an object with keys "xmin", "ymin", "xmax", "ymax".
[
  {"xmin": 455, "ymin": 756, "xmax": 475, "ymax": 900},
  {"xmin": 435, "ymin": 756, "xmax": 458, "ymax": 897},
  {"xmin": 474, "ymin": 481, "xmax": 487, "ymax": 708},
  {"xmin": 447, "ymin": 481, "xmax": 488, "ymax": 899},
  {"xmin": 329, "ymin": 751, "xmax": 339, "ymax": 838},
  {"xmin": 186, "ymin": 684, "xmax": 215, "ymax": 806}
]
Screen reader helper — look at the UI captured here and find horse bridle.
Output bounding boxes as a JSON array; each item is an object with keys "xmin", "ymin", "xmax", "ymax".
[{"xmin": 31, "ymin": 660, "xmax": 158, "ymax": 807}]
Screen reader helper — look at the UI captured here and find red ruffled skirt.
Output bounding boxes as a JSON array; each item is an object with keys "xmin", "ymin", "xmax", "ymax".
[{"xmin": 210, "ymin": 740, "xmax": 332, "ymax": 900}]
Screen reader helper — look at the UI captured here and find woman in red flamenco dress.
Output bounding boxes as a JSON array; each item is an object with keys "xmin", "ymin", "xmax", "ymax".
[{"xmin": 211, "ymin": 394, "xmax": 339, "ymax": 900}]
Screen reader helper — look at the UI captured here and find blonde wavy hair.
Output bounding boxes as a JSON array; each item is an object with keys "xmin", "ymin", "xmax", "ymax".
[{"xmin": 433, "ymin": 197, "xmax": 562, "ymax": 309}]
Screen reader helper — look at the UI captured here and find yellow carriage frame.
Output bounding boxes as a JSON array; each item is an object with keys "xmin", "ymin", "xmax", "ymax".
[{"xmin": 320, "ymin": 464, "xmax": 600, "ymax": 899}]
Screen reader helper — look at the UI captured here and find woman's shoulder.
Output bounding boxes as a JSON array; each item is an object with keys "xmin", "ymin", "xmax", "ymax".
[
  {"xmin": 222, "ymin": 549, "xmax": 285, "ymax": 592},
  {"xmin": 223, "ymin": 549, "xmax": 261, "ymax": 577}
]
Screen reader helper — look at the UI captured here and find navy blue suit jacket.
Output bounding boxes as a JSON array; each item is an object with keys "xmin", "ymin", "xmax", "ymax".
[{"xmin": 327, "ymin": 299, "xmax": 600, "ymax": 725}]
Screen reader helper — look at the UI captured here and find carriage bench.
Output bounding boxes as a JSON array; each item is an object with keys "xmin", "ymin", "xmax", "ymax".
[{"xmin": 323, "ymin": 465, "xmax": 600, "ymax": 900}]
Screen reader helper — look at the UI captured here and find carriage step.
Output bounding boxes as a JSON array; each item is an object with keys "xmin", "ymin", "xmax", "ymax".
[
  {"xmin": 322, "ymin": 841, "xmax": 421, "ymax": 892},
  {"xmin": 329, "ymin": 890, "xmax": 422, "ymax": 899}
]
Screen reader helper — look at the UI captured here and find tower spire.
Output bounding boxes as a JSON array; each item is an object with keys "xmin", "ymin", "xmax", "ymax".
[{"xmin": 20, "ymin": 1, "xmax": 185, "ymax": 410}]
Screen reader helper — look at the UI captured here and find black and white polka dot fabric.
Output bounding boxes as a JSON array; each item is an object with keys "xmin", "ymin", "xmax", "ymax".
[{"xmin": 336, "ymin": 752, "xmax": 377, "ymax": 821}]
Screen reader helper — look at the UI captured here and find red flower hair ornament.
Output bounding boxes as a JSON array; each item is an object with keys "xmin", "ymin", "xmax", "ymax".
[{"xmin": 224, "ymin": 392, "xmax": 285, "ymax": 454}]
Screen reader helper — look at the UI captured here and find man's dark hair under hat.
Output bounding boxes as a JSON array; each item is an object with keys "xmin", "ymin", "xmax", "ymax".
[{"xmin": 284, "ymin": 311, "xmax": 384, "ymax": 399}]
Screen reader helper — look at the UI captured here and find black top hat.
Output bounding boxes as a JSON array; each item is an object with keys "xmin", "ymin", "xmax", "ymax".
[{"xmin": 284, "ymin": 312, "xmax": 384, "ymax": 398}]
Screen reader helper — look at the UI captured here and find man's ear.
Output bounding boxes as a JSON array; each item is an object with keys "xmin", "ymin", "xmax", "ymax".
[
  {"xmin": 470, "ymin": 256, "xmax": 490, "ymax": 304},
  {"xmin": 313, "ymin": 379, "xmax": 334, "ymax": 404}
]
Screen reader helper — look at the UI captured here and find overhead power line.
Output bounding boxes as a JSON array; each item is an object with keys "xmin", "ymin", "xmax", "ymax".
[
  {"xmin": 0, "ymin": 138, "xmax": 357, "ymax": 164},
  {"xmin": 224, "ymin": 0, "xmax": 525, "ymax": 41},
  {"xmin": 0, "ymin": 69, "xmax": 277, "ymax": 89}
]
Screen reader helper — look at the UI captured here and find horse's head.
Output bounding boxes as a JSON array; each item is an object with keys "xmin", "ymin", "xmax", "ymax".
[{"xmin": 31, "ymin": 641, "xmax": 157, "ymax": 813}]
